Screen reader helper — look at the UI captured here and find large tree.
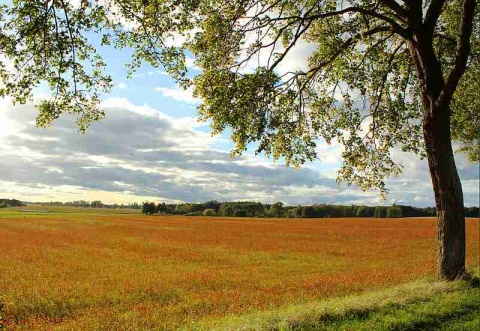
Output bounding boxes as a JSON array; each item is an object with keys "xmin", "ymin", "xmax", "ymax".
[{"xmin": 0, "ymin": 0, "xmax": 478, "ymax": 280}]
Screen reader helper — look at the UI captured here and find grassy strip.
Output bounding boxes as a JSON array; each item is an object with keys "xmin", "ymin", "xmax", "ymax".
[
  {"xmin": 193, "ymin": 277, "xmax": 479, "ymax": 331},
  {"xmin": 294, "ymin": 284, "xmax": 479, "ymax": 330}
]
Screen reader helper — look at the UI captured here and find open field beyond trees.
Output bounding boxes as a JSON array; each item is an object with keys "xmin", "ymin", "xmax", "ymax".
[{"xmin": 1, "ymin": 207, "xmax": 479, "ymax": 330}]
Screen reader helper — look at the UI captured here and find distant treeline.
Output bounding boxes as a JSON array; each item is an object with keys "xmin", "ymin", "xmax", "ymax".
[
  {"xmin": 35, "ymin": 200, "xmax": 142, "ymax": 209},
  {"xmin": 141, "ymin": 201, "xmax": 480, "ymax": 218},
  {"xmin": 0, "ymin": 198, "xmax": 25, "ymax": 208}
]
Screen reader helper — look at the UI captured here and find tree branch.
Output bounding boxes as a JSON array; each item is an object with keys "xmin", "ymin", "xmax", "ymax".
[
  {"xmin": 436, "ymin": 0, "xmax": 476, "ymax": 109},
  {"xmin": 269, "ymin": 5, "xmax": 317, "ymax": 71},
  {"xmin": 423, "ymin": 0, "xmax": 446, "ymax": 37},
  {"xmin": 295, "ymin": 25, "xmax": 393, "ymax": 94},
  {"xmin": 305, "ymin": 6, "xmax": 410, "ymax": 39},
  {"xmin": 405, "ymin": 1, "xmax": 423, "ymax": 30},
  {"xmin": 59, "ymin": 0, "xmax": 78, "ymax": 97},
  {"xmin": 250, "ymin": 6, "xmax": 410, "ymax": 40},
  {"xmin": 380, "ymin": 0, "xmax": 407, "ymax": 19},
  {"xmin": 371, "ymin": 42, "xmax": 405, "ymax": 118}
]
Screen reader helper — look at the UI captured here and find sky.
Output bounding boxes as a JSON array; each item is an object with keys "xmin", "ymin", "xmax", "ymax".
[{"xmin": 0, "ymin": 23, "xmax": 478, "ymax": 207}]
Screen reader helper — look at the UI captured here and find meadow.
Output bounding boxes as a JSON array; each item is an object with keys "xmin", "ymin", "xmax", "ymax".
[{"xmin": 1, "ymin": 207, "xmax": 478, "ymax": 330}]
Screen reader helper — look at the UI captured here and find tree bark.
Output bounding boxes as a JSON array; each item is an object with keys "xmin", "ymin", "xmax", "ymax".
[
  {"xmin": 409, "ymin": 10, "xmax": 469, "ymax": 279},
  {"xmin": 423, "ymin": 103, "xmax": 466, "ymax": 280}
]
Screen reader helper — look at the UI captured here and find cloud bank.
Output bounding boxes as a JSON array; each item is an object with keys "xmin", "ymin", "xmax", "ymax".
[{"xmin": 0, "ymin": 98, "xmax": 477, "ymax": 206}]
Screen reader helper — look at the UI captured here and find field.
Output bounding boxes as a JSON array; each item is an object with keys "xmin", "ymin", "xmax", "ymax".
[{"xmin": 1, "ymin": 207, "xmax": 479, "ymax": 330}]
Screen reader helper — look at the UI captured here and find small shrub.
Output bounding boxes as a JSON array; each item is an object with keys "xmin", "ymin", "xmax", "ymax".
[
  {"xmin": 378, "ymin": 207, "xmax": 387, "ymax": 218},
  {"xmin": 302, "ymin": 206, "xmax": 315, "ymax": 218},
  {"xmin": 356, "ymin": 206, "xmax": 367, "ymax": 217},
  {"xmin": 203, "ymin": 209, "xmax": 216, "ymax": 216},
  {"xmin": 142, "ymin": 202, "xmax": 156, "ymax": 215},
  {"xmin": 387, "ymin": 206, "xmax": 403, "ymax": 218},
  {"xmin": 293, "ymin": 207, "xmax": 304, "ymax": 218},
  {"xmin": 220, "ymin": 206, "xmax": 234, "ymax": 216},
  {"xmin": 374, "ymin": 207, "xmax": 387, "ymax": 218},
  {"xmin": 233, "ymin": 209, "xmax": 247, "ymax": 217}
]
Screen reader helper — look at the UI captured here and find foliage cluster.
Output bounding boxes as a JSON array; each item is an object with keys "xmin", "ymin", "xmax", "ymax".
[
  {"xmin": 0, "ymin": 199, "xmax": 24, "ymax": 208},
  {"xmin": 141, "ymin": 202, "xmax": 156, "ymax": 215}
]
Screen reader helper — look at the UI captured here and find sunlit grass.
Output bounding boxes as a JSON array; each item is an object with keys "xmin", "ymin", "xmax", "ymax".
[
  {"xmin": 1, "ymin": 209, "xmax": 478, "ymax": 330},
  {"xmin": 195, "ymin": 274, "xmax": 479, "ymax": 330}
]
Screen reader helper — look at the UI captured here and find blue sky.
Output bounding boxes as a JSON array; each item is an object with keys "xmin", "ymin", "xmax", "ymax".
[{"xmin": 0, "ymin": 21, "xmax": 478, "ymax": 207}]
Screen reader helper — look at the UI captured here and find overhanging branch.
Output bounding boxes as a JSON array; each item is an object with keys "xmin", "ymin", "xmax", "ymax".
[
  {"xmin": 436, "ymin": 0, "xmax": 476, "ymax": 109},
  {"xmin": 423, "ymin": 0, "xmax": 446, "ymax": 37},
  {"xmin": 380, "ymin": 0, "xmax": 407, "ymax": 19},
  {"xmin": 305, "ymin": 6, "xmax": 410, "ymax": 39}
]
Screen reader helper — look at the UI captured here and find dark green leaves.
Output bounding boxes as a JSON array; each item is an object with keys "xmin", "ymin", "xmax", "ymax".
[{"xmin": 0, "ymin": 0, "xmax": 112, "ymax": 131}]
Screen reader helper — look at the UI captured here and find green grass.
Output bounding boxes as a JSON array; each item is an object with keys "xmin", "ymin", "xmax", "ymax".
[
  {"xmin": 295, "ymin": 284, "xmax": 479, "ymax": 331},
  {"xmin": 0, "ymin": 205, "xmax": 140, "ymax": 218},
  {"xmin": 193, "ymin": 271, "xmax": 479, "ymax": 331}
]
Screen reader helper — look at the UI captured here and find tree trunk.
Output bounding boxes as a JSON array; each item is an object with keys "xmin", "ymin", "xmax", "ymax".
[{"xmin": 423, "ymin": 104, "xmax": 466, "ymax": 281}]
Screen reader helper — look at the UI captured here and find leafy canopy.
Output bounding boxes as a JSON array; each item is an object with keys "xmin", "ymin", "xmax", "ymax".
[{"xmin": 0, "ymin": 0, "xmax": 478, "ymax": 193}]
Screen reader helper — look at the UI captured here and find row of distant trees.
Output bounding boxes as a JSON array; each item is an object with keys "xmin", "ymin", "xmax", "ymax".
[
  {"xmin": 37, "ymin": 201, "xmax": 142, "ymax": 209},
  {"xmin": 0, "ymin": 199, "xmax": 25, "ymax": 208},
  {"xmin": 142, "ymin": 201, "xmax": 480, "ymax": 218}
]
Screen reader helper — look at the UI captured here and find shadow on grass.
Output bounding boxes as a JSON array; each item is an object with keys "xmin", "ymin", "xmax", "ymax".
[{"xmin": 286, "ymin": 281, "xmax": 479, "ymax": 331}]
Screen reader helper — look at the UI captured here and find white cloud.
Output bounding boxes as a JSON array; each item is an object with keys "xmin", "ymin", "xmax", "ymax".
[
  {"xmin": 117, "ymin": 82, "xmax": 127, "ymax": 89},
  {"xmin": 0, "ymin": 99, "xmax": 22, "ymax": 139},
  {"xmin": 0, "ymin": 99, "xmax": 339, "ymax": 204},
  {"xmin": 67, "ymin": 0, "xmax": 82, "ymax": 8},
  {"xmin": 185, "ymin": 56, "xmax": 200, "ymax": 70},
  {"xmin": 155, "ymin": 86, "xmax": 199, "ymax": 104},
  {"xmin": 0, "ymin": 180, "xmax": 163, "ymax": 204}
]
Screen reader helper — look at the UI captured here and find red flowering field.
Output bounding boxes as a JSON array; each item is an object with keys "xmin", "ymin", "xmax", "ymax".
[{"xmin": 1, "ymin": 210, "xmax": 478, "ymax": 330}]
